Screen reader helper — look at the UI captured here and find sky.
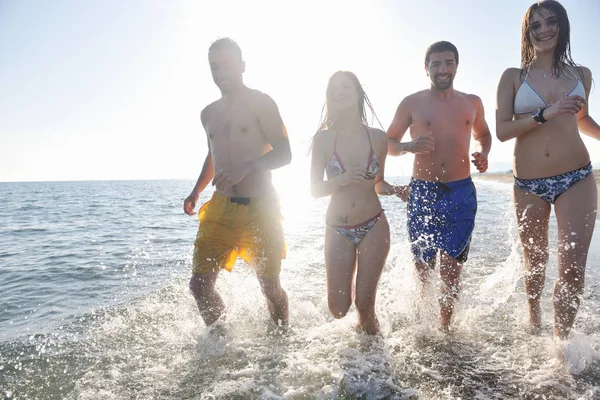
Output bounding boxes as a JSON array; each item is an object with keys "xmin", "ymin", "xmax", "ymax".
[{"xmin": 1, "ymin": 0, "xmax": 599, "ymax": 184}]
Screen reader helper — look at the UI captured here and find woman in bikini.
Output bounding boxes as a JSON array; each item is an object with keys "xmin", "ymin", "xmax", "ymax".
[
  {"xmin": 496, "ymin": 0, "xmax": 600, "ymax": 339},
  {"xmin": 310, "ymin": 71, "xmax": 403, "ymax": 334}
]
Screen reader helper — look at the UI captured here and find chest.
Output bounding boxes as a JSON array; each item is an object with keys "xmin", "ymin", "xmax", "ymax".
[
  {"xmin": 205, "ymin": 107, "xmax": 259, "ymax": 144},
  {"xmin": 330, "ymin": 135, "xmax": 375, "ymax": 167},
  {"xmin": 413, "ymin": 103, "xmax": 475, "ymax": 134},
  {"xmin": 521, "ymin": 76, "xmax": 580, "ymax": 105},
  {"xmin": 411, "ymin": 99, "xmax": 477, "ymax": 141}
]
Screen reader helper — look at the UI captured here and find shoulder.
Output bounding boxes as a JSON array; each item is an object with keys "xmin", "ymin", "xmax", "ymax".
[
  {"xmin": 200, "ymin": 100, "xmax": 220, "ymax": 125},
  {"xmin": 248, "ymin": 89, "xmax": 278, "ymax": 108},
  {"xmin": 405, "ymin": 90, "xmax": 428, "ymax": 103},
  {"xmin": 395, "ymin": 91, "xmax": 426, "ymax": 112},
  {"xmin": 575, "ymin": 66, "xmax": 593, "ymax": 94},
  {"xmin": 313, "ymin": 129, "xmax": 335, "ymax": 149},
  {"xmin": 499, "ymin": 67, "xmax": 522, "ymax": 84},
  {"xmin": 577, "ymin": 65, "xmax": 592, "ymax": 81},
  {"xmin": 463, "ymin": 93, "xmax": 484, "ymax": 108},
  {"xmin": 367, "ymin": 127, "xmax": 387, "ymax": 140},
  {"xmin": 368, "ymin": 127, "xmax": 388, "ymax": 149}
]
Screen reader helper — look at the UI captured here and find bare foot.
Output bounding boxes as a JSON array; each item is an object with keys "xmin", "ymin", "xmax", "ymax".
[
  {"xmin": 357, "ymin": 316, "xmax": 380, "ymax": 335},
  {"xmin": 207, "ymin": 320, "xmax": 228, "ymax": 339}
]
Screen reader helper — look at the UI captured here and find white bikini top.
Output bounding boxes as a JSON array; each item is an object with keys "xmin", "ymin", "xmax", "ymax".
[{"xmin": 513, "ymin": 65, "xmax": 586, "ymax": 115}]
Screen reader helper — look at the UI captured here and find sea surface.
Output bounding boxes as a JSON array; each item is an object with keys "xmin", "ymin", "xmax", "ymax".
[{"xmin": 1, "ymin": 179, "xmax": 599, "ymax": 399}]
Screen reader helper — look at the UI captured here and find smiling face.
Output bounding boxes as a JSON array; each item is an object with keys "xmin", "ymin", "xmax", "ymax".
[
  {"xmin": 520, "ymin": 1, "xmax": 572, "ymax": 68},
  {"xmin": 326, "ymin": 72, "xmax": 362, "ymax": 113},
  {"xmin": 528, "ymin": 7, "xmax": 559, "ymax": 54},
  {"xmin": 425, "ymin": 51, "xmax": 457, "ymax": 91}
]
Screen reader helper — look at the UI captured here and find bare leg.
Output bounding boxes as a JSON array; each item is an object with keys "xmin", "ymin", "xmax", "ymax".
[
  {"xmin": 189, "ymin": 271, "xmax": 223, "ymax": 326},
  {"xmin": 514, "ymin": 185, "xmax": 551, "ymax": 333},
  {"xmin": 325, "ymin": 225, "xmax": 358, "ymax": 319},
  {"xmin": 553, "ymin": 174, "xmax": 597, "ymax": 339},
  {"xmin": 414, "ymin": 253, "xmax": 437, "ymax": 319},
  {"xmin": 355, "ymin": 216, "xmax": 390, "ymax": 334},
  {"xmin": 415, "ymin": 256, "xmax": 435, "ymax": 285},
  {"xmin": 415, "ymin": 256, "xmax": 436, "ymax": 288},
  {"xmin": 257, "ymin": 274, "xmax": 289, "ymax": 326},
  {"xmin": 439, "ymin": 252, "xmax": 463, "ymax": 331}
]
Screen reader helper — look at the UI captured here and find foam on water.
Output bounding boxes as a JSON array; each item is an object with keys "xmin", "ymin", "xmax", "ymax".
[{"xmin": 2, "ymin": 180, "xmax": 600, "ymax": 399}]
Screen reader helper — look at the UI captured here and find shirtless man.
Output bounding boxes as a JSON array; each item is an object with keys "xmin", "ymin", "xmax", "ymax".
[
  {"xmin": 183, "ymin": 38, "xmax": 291, "ymax": 328},
  {"xmin": 387, "ymin": 41, "xmax": 492, "ymax": 331}
]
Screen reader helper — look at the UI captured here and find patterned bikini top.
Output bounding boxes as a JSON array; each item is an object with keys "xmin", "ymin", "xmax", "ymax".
[
  {"xmin": 325, "ymin": 127, "xmax": 380, "ymax": 180},
  {"xmin": 514, "ymin": 65, "xmax": 586, "ymax": 115}
]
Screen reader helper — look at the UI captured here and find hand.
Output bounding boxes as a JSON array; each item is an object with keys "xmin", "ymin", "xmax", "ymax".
[
  {"xmin": 543, "ymin": 95, "xmax": 586, "ymax": 120},
  {"xmin": 184, "ymin": 192, "xmax": 199, "ymax": 215},
  {"xmin": 471, "ymin": 152, "xmax": 488, "ymax": 173},
  {"xmin": 394, "ymin": 185, "xmax": 410, "ymax": 202},
  {"xmin": 212, "ymin": 164, "xmax": 250, "ymax": 192},
  {"xmin": 336, "ymin": 168, "xmax": 366, "ymax": 186},
  {"xmin": 408, "ymin": 132, "xmax": 435, "ymax": 155}
]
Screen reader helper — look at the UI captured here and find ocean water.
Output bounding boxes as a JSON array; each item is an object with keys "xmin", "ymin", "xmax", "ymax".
[{"xmin": 1, "ymin": 179, "xmax": 599, "ymax": 400}]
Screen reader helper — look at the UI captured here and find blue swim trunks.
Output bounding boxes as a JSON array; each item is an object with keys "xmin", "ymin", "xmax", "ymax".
[{"xmin": 407, "ymin": 177, "xmax": 477, "ymax": 264}]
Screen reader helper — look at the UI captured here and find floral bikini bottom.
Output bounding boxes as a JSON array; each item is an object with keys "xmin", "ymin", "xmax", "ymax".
[{"xmin": 514, "ymin": 163, "xmax": 592, "ymax": 204}]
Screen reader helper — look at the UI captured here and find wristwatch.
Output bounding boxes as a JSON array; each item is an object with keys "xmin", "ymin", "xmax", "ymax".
[{"xmin": 532, "ymin": 108, "xmax": 547, "ymax": 124}]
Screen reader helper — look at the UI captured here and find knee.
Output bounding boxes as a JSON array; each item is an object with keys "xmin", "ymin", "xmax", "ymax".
[
  {"xmin": 440, "ymin": 279, "xmax": 462, "ymax": 298},
  {"xmin": 328, "ymin": 298, "xmax": 351, "ymax": 319},
  {"xmin": 259, "ymin": 278, "xmax": 284, "ymax": 300},
  {"xmin": 189, "ymin": 276, "xmax": 212, "ymax": 298},
  {"xmin": 523, "ymin": 244, "xmax": 549, "ymax": 265},
  {"xmin": 525, "ymin": 263, "xmax": 547, "ymax": 278},
  {"xmin": 556, "ymin": 270, "xmax": 586, "ymax": 295}
]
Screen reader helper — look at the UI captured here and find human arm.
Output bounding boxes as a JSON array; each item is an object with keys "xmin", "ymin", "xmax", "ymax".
[
  {"xmin": 310, "ymin": 131, "xmax": 365, "ymax": 198},
  {"xmin": 212, "ymin": 93, "xmax": 292, "ymax": 191},
  {"xmin": 496, "ymin": 68, "xmax": 538, "ymax": 142},
  {"xmin": 577, "ymin": 67, "xmax": 600, "ymax": 140},
  {"xmin": 470, "ymin": 95, "xmax": 492, "ymax": 173},
  {"xmin": 374, "ymin": 129, "xmax": 409, "ymax": 201},
  {"xmin": 387, "ymin": 96, "xmax": 435, "ymax": 156},
  {"xmin": 496, "ymin": 68, "xmax": 586, "ymax": 142},
  {"xmin": 184, "ymin": 109, "xmax": 215, "ymax": 215},
  {"xmin": 372, "ymin": 129, "xmax": 406, "ymax": 199}
]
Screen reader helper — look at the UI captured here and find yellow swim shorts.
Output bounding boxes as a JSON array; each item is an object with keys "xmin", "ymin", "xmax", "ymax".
[{"xmin": 192, "ymin": 191, "xmax": 286, "ymax": 278}]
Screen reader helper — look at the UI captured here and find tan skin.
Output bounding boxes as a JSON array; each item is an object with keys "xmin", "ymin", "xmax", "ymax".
[
  {"xmin": 387, "ymin": 51, "xmax": 492, "ymax": 331},
  {"xmin": 183, "ymin": 47, "xmax": 292, "ymax": 327},
  {"xmin": 310, "ymin": 72, "xmax": 400, "ymax": 334},
  {"xmin": 496, "ymin": 8, "xmax": 600, "ymax": 339}
]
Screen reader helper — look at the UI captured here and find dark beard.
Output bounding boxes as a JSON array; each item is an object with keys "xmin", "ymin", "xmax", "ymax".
[{"xmin": 433, "ymin": 75, "xmax": 453, "ymax": 90}]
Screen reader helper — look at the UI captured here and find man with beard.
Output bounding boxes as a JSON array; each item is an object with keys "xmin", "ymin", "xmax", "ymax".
[
  {"xmin": 386, "ymin": 41, "xmax": 492, "ymax": 331},
  {"xmin": 184, "ymin": 38, "xmax": 291, "ymax": 330}
]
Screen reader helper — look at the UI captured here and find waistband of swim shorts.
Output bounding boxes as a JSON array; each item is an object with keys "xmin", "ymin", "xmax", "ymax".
[{"xmin": 410, "ymin": 176, "xmax": 473, "ymax": 190}]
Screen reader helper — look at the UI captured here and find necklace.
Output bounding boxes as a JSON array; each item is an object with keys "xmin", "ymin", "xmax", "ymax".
[
  {"xmin": 540, "ymin": 66, "xmax": 555, "ymax": 78},
  {"xmin": 532, "ymin": 60, "xmax": 554, "ymax": 78}
]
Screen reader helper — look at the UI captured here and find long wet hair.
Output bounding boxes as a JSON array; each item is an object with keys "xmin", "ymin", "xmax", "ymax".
[
  {"xmin": 520, "ymin": 1, "xmax": 583, "ymax": 82},
  {"xmin": 310, "ymin": 71, "xmax": 383, "ymax": 152}
]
